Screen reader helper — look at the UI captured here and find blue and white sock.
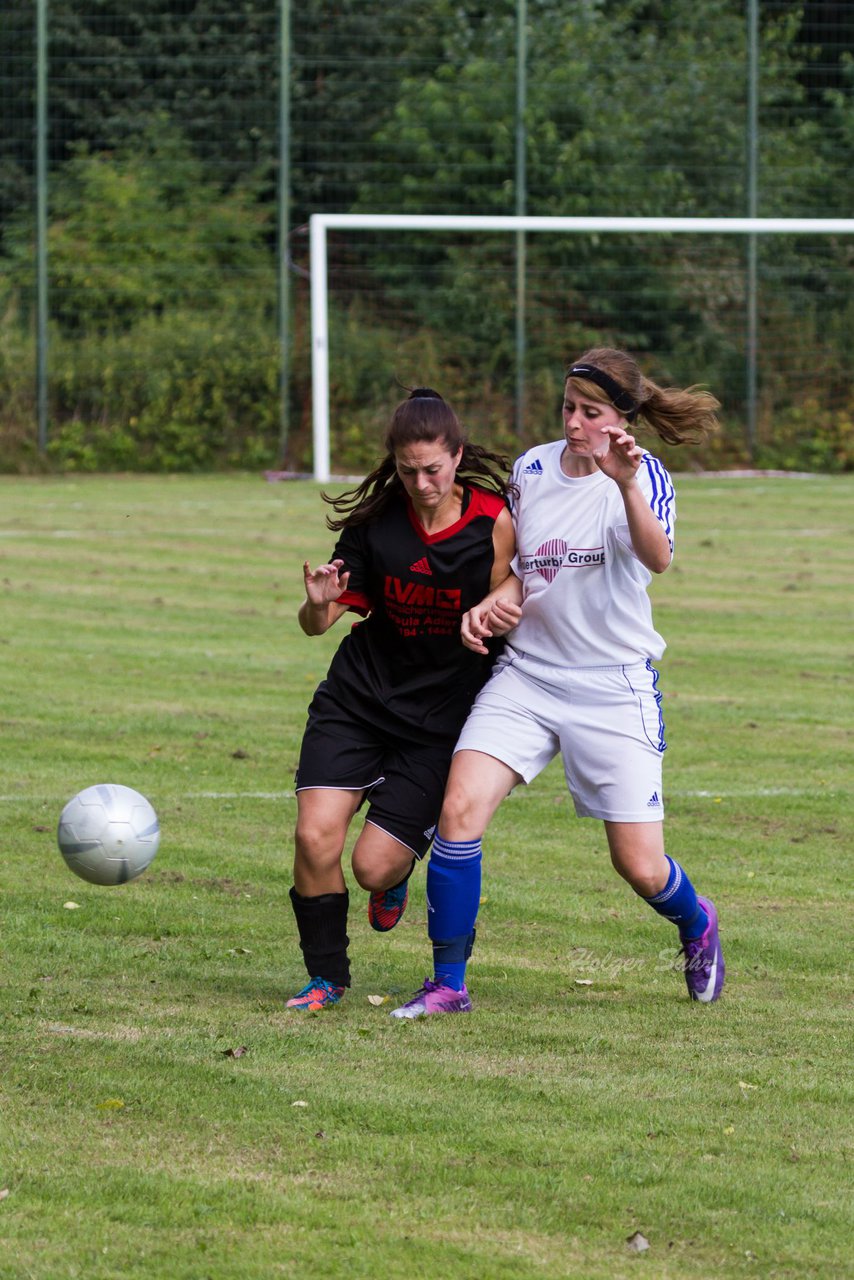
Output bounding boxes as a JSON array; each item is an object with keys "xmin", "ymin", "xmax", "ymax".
[
  {"xmin": 427, "ymin": 833, "xmax": 482, "ymax": 990},
  {"xmin": 643, "ymin": 856, "xmax": 708, "ymax": 940}
]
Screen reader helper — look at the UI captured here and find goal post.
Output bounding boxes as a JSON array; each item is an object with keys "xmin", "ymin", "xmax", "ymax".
[{"xmin": 309, "ymin": 213, "xmax": 854, "ymax": 482}]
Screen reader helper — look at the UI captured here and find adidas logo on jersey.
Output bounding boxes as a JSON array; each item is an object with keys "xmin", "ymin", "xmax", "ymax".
[
  {"xmin": 410, "ymin": 556, "xmax": 432, "ymax": 575},
  {"xmin": 523, "ymin": 458, "xmax": 544, "ymax": 475}
]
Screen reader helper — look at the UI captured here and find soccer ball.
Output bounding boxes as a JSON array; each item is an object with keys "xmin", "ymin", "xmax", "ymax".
[{"xmin": 57, "ymin": 783, "xmax": 160, "ymax": 886}]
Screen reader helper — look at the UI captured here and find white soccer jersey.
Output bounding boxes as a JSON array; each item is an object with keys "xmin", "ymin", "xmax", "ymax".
[{"xmin": 505, "ymin": 440, "xmax": 675, "ymax": 667}]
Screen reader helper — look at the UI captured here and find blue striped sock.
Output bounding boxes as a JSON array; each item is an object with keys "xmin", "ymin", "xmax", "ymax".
[
  {"xmin": 644, "ymin": 856, "xmax": 708, "ymax": 940},
  {"xmin": 427, "ymin": 833, "xmax": 482, "ymax": 990}
]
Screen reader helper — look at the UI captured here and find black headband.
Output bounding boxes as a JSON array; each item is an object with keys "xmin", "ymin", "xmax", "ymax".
[
  {"xmin": 408, "ymin": 387, "xmax": 443, "ymax": 401},
  {"xmin": 566, "ymin": 363, "xmax": 639, "ymax": 422}
]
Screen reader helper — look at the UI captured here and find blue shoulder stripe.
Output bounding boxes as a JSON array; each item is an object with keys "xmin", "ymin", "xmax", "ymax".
[{"xmin": 642, "ymin": 454, "xmax": 676, "ymax": 547}]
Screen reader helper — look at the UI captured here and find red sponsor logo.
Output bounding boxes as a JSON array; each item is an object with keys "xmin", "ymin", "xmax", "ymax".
[{"xmin": 384, "ymin": 577, "xmax": 461, "ymax": 611}]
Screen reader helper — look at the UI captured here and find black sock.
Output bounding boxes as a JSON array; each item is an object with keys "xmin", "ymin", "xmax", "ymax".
[{"xmin": 289, "ymin": 887, "xmax": 351, "ymax": 988}]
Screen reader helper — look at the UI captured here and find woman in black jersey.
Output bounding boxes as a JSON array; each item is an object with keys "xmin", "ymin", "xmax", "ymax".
[{"xmin": 287, "ymin": 388, "xmax": 515, "ymax": 1011}]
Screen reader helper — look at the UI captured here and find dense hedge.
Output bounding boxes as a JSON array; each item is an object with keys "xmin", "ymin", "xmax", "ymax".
[{"xmin": 2, "ymin": 284, "xmax": 853, "ymax": 475}]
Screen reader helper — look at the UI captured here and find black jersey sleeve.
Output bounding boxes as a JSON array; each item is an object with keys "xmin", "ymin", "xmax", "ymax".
[{"xmin": 330, "ymin": 523, "xmax": 373, "ymax": 616}]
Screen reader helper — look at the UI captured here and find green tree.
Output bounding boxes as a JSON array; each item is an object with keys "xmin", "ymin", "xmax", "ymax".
[
  {"xmin": 345, "ymin": 0, "xmax": 850, "ymax": 420},
  {"xmin": 1, "ymin": 124, "xmax": 280, "ymax": 471},
  {"xmin": 6, "ymin": 124, "xmax": 273, "ymax": 332}
]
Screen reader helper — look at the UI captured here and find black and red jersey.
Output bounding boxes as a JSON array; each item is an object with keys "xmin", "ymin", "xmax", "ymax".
[{"xmin": 317, "ymin": 484, "xmax": 507, "ymax": 744}]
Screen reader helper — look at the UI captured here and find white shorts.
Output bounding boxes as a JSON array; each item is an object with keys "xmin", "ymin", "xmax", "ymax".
[{"xmin": 454, "ymin": 653, "xmax": 666, "ymax": 823}]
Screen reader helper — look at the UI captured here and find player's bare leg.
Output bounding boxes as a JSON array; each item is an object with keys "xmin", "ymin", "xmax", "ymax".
[
  {"xmin": 439, "ymin": 749, "xmax": 520, "ymax": 840},
  {"xmin": 605, "ymin": 820, "xmax": 724, "ymax": 1002},
  {"xmin": 293, "ymin": 787, "xmax": 364, "ymax": 896},
  {"xmin": 604, "ymin": 820, "xmax": 669, "ymax": 897},
  {"xmin": 351, "ymin": 824, "xmax": 417, "ymax": 932},
  {"xmin": 288, "ymin": 787, "xmax": 364, "ymax": 1010}
]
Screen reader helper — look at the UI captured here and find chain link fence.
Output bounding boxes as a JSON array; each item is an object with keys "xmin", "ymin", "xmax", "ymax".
[{"xmin": 1, "ymin": 1, "xmax": 852, "ymax": 472}]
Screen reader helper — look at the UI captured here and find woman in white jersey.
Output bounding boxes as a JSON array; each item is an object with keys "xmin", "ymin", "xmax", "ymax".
[{"xmin": 390, "ymin": 348, "xmax": 726, "ymax": 1019}]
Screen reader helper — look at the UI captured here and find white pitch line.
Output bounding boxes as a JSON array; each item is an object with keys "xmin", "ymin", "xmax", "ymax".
[
  {"xmin": 2, "ymin": 786, "xmax": 845, "ymax": 804},
  {"xmin": 672, "ymin": 787, "xmax": 841, "ymax": 798}
]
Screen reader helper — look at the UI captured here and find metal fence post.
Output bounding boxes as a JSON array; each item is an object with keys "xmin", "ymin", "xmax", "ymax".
[
  {"xmin": 278, "ymin": 0, "xmax": 292, "ymax": 462},
  {"xmin": 515, "ymin": 0, "xmax": 527, "ymax": 438},
  {"xmin": 746, "ymin": 0, "xmax": 759, "ymax": 460},
  {"xmin": 36, "ymin": 0, "xmax": 48, "ymax": 452}
]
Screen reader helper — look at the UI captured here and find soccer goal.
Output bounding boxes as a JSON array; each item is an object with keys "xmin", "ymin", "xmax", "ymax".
[{"xmin": 309, "ymin": 213, "xmax": 854, "ymax": 482}]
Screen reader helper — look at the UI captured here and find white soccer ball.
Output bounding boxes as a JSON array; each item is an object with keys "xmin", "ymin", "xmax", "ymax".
[{"xmin": 57, "ymin": 783, "xmax": 161, "ymax": 886}]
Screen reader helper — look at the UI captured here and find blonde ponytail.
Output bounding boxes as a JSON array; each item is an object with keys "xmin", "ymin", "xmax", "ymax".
[{"xmin": 567, "ymin": 347, "xmax": 720, "ymax": 446}]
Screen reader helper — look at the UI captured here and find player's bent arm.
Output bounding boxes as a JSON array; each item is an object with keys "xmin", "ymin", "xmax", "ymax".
[
  {"xmin": 461, "ymin": 570, "xmax": 523, "ymax": 653},
  {"xmin": 298, "ymin": 597, "xmax": 351, "ymax": 636},
  {"xmin": 470, "ymin": 569, "xmax": 523, "ymax": 623},
  {"xmin": 298, "ymin": 558, "xmax": 353, "ymax": 635},
  {"xmin": 618, "ymin": 481, "xmax": 673, "ymax": 574},
  {"xmin": 487, "ymin": 507, "xmax": 516, "ymax": 590},
  {"xmin": 595, "ymin": 426, "xmax": 671, "ymax": 574}
]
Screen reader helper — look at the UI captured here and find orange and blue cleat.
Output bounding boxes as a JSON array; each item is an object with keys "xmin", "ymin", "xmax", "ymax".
[
  {"xmin": 368, "ymin": 876, "xmax": 410, "ymax": 932},
  {"xmin": 286, "ymin": 977, "xmax": 346, "ymax": 1011}
]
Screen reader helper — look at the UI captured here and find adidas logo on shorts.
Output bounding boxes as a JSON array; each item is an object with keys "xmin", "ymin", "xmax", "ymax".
[{"xmin": 647, "ymin": 791, "xmax": 662, "ymax": 808}]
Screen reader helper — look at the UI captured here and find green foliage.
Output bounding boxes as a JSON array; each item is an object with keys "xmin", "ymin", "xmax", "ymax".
[
  {"xmin": 44, "ymin": 310, "xmax": 280, "ymax": 472},
  {"xmin": 321, "ymin": 300, "xmax": 512, "ymax": 472},
  {"xmin": 6, "ymin": 125, "xmax": 273, "ymax": 334},
  {"xmin": 0, "ymin": 286, "xmax": 42, "ymax": 470},
  {"xmin": 756, "ymin": 395, "xmax": 854, "ymax": 473},
  {"xmin": 321, "ymin": 296, "xmax": 526, "ymax": 474},
  {"xmin": 0, "ymin": 0, "xmax": 279, "ymax": 233},
  {"xmin": 1, "ymin": 125, "xmax": 281, "ymax": 472},
  {"xmin": 341, "ymin": 0, "xmax": 853, "ymax": 450},
  {"xmin": 2, "ymin": 1, "xmax": 853, "ymax": 472}
]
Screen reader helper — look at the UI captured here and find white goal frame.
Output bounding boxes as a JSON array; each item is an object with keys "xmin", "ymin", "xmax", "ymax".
[{"xmin": 309, "ymin": 213, "xmax": 854, "ymax": 482}]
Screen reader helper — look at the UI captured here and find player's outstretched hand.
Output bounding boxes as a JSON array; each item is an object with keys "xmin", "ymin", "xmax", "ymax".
[
  {"xmin": 593, "ymin": 424, "xmax": 643, "ymax": 485},
  {"xmin": 303, "ymin": 558, "xmax": 350, "ymax": 606}
]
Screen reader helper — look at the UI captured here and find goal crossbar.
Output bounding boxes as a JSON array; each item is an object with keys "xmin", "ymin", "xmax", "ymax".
[{"xmin": 309, "ymin": 213, "xmax": 854, "ymax": 481}]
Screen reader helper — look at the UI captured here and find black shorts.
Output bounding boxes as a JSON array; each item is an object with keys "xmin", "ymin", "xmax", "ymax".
[{"xmin": 295, "ymin": 689, "xmax": 454, "ymax": 859}]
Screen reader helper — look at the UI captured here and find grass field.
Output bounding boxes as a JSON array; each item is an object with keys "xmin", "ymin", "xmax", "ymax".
[{"xmin": 0, "ymin": 471, "xmax": 851, "ymax": 1280}]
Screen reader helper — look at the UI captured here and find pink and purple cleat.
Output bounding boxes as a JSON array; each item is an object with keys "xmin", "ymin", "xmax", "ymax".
[
  {"xmin": 681, "ymin": 896, "xmax": 725, "ymax": 1002},
  {"xmin": 389, "ymin": 978, "xmax": 472, "ymax": 1019}
]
